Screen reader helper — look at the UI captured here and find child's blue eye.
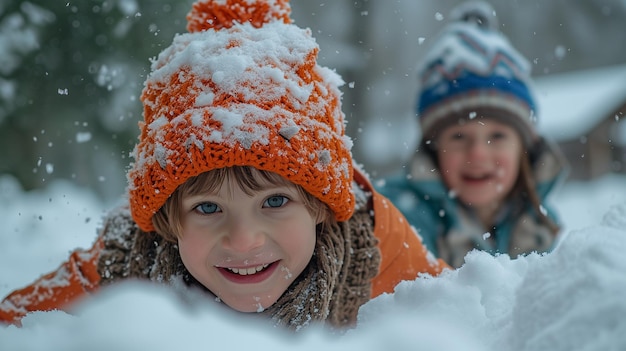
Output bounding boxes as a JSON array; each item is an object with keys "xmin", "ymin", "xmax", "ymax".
[
  {"xmin": 264, "ymin": 195, "xmax": 288, "ymax": 208},
  {"xmin": 195, "ymin": 202, "xmax": 220, "ymax": 214}
]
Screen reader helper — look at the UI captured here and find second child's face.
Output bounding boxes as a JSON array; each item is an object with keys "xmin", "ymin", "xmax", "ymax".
[
  {"xmin": 436, "ymin": 118, "xmax": 523, "ymax": 210},
  {"xmin": 177, "ymin": 176, "xmax": 318, "ymax": 313}
]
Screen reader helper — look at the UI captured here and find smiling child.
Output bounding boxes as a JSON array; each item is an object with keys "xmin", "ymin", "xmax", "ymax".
[
  {"xmin": 0, "ymin": 0, "xmax": 448, "ymax": 330},
  {"xmin": 376, "ymin": 2, "xmax": 569, "ymax": 268}
]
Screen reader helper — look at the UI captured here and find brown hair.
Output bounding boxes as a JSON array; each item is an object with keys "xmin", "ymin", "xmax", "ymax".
[
  {"xmin": 152, "ymin": 166, "xmax": 332, "ymax": 242},
  {"xmin": 515, "ymin": 152, "xmax": 560, "ymax": 235}
]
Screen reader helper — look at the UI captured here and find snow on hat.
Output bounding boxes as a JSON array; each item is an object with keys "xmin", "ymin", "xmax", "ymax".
[
  {"xmin": 416, "ymin": 1, "xmax": 538, "ymax": 146},
  {"xmin": 127, "ymin": 0, "xmax": 354, "ymax": 232}
]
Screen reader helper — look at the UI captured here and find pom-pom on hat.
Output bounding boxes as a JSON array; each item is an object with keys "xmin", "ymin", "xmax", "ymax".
[
  {"xmin": 416, "ymin": 1, "xmax": 538, "ymax": 147},
  {"xmin": 127, "ymin": 0, "xmax": 354, "ymax": 232}
]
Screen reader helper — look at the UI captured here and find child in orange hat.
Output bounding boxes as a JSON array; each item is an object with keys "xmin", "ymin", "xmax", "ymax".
[{"xmin": 0, "ymin": 0, "xmax": 448, "ymax": 330}]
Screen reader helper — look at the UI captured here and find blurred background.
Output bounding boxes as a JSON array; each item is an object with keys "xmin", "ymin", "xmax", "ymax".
[{"xmin": 1, "ymin": 0, "xmax": 625, "ymax": 205}]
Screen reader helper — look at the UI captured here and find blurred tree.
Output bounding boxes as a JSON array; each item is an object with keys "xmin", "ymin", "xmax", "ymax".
[{"xmin": 0, "ymin": 0, "xmax": 192, "ymax": 203}]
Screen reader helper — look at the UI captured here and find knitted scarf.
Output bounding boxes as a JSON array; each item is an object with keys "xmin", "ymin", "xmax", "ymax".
[{"xmin": 96, "ymin": 189, "xmax": 380, "ymax": 331}]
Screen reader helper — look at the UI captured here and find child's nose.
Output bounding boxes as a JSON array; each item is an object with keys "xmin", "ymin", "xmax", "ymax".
[
  {"xmin": 466, "ymin": 138, "xmax": 490, "ymax": 159},
  {"xmin": 223, "ymin": 217, "xmax": 265, "ymax": 252}
]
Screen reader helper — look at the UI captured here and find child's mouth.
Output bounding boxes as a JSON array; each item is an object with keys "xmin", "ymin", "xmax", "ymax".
[
  {"xmin": 463, "ymin": 174, "xmax": 491, "ymax": 182},
  {"xmin": 218, "ymin": 261, "xmax": 279, "ymax": 284}
]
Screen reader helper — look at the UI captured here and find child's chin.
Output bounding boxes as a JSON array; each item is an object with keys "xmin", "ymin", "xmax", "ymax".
[
  {"xmin": 226, "ymin": 296, "xmax": 276, "ymax": 313},
  {"xmin": 460, "ymin": 195, "xmax": 501, "ymax": 208}
]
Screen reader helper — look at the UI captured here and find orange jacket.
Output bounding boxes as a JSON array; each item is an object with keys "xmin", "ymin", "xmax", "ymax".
[
  {"xmin": 0, "ymin": 171, "xmax": 449, "ymax": 326},
  {"xmin": 353, "ymin": 169, "xmax": 449, "ymax": 297}
]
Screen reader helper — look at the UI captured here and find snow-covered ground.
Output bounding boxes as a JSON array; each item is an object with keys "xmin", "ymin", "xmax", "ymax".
[{"xmin": 1, "ymin": 173, "xmax": 626, "ymax": 350}]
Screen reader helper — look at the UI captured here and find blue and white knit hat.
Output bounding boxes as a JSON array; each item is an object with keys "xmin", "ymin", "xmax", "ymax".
[{"xmin": 416, "ymin": 1, "xmax": 538, "ymax": 146}]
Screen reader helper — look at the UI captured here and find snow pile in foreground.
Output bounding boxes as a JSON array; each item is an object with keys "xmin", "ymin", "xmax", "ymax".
[
  {"xmin": 360, "ymin": 206, "xmax": 626, "ymax": 350},
  {"xmin": 2, "ymin": 204, "xmax": 626, "ymax": 351}
]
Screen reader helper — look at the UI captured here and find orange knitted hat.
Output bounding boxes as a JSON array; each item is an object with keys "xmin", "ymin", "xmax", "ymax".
[{"xmin": 127, "ymin": 0, "xmax": 354, "ymax": 232}]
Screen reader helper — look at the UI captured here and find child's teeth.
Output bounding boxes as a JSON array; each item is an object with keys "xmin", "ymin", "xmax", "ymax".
[{"xmin": 229, "ymin": 264, "xmax": 268, "ymax": 276}]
